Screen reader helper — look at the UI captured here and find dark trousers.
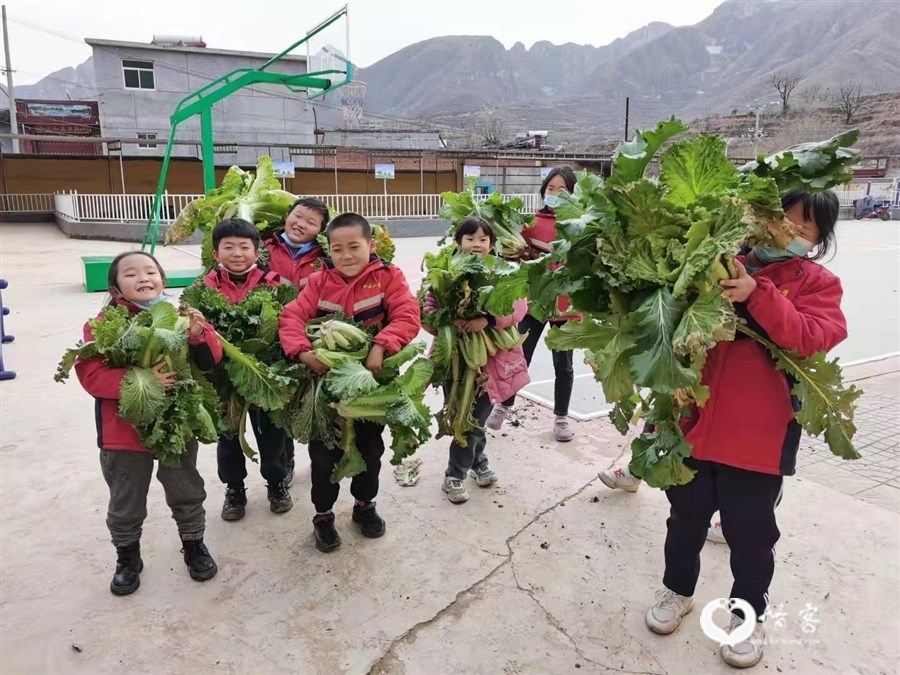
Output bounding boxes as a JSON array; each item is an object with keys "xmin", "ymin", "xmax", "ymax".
[
  {"xmin": 445, "ymin": 389, "xmax": 494, "ymax": 479},
  {"xmin": 217, "ymin": 409, "xmax": 288, "ymax": 488},
  {"xmin": 663, "ymin": 459, "xmax": 783, "ymax": 618},
  {"xmin": 502, "ymin": 314, "xmax": 574, "ymax": 415},
  {"xmin": 99, "ymin": 442, "xmax": 206, "ymax": 547},
  {"xmin": 308, "ymin": 421, "xmax": 385, "ymax": 513}
]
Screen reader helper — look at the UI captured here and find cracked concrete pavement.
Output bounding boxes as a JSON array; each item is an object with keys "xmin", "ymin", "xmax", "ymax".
[{"xmin": 1, "ymin": 224, "xmax": 899, "ymax": 674}]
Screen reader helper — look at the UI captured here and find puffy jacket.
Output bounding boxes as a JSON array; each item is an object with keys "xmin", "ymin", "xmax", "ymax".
[
  {"xmin": 279, "ymin": 255, "xmax": 421, "ymax": 357},
  {"xmin": 684, "ymin": 257, "xmax": 847, "ymax": 476},
  {"xmin": 202, "ymin": 266, "xmax": 282, "ymax": 304},
  {"xmin": 74, "ymin": 300, "xmax": 223, "ymax": 453},
  {"xmin": 522, "ymin": 210, "xmax": 581, "ymax": 322},
  {"xmin": 264, "ymin": 233, "xmax": 325, "ymax": 289}
]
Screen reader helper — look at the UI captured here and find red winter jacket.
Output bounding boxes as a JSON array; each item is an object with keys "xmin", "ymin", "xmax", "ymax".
[
  {"xmin": 264, "ymin": 234, "xmax": 325, "ymax": 289},
  {"xmin": 522, "ymin": 210, "xmax": 581, "ymax": 322},
  {"xmin": 280, "ymin": 256, "xmax": 421, "ymax": 357},
  {"xmin": 74, "ymin": 300, "xmax": 223, "ymax": 453},
  {"xmin": 202, "ymin": 266, "xmax": 282, "ymax": 304},
  {"xmin": 684, "ymin": 257, "xmax": 847, "ymax": 476}
]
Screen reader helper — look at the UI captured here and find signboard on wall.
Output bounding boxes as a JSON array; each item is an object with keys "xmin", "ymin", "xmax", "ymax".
[
  {"xmin": 374, "ymin": 163, "xmax": 395, "ymax": 180},
  {"xmin": 540, "ymin": 166, "xmax": 553, "ymax": 179},
  {"xmin": 272, "ymin": 161, "xmax": 296, "ymax": 178},
  {"xmin": 463, "ymin": 165, "xmax": 480, "ymax": 179}
]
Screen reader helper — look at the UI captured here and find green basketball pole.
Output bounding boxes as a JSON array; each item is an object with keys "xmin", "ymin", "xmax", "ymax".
[{"xmin": 140, "ymin": 6, "xmax": 352, "ymax": 261}]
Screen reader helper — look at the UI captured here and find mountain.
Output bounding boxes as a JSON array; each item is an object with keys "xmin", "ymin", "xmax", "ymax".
[{"xmin": 15, "ymin": 57, "xmax": 97, "ymax": 101}]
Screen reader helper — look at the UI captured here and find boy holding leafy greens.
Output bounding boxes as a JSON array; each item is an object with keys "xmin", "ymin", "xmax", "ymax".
[
  {"xmin": 279, "ymin": 213, "xmax": 421, "ymax": 552},
  {"xmin": 202, "ymin": 218, "xmax": 293, "ymax": 520}
]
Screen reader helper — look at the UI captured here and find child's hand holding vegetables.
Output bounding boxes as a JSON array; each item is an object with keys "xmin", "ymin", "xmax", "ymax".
[
  {"xmin": 152, "ymin": 361, "xmax": 178, "ymax": 389},
  {"xmin": 454, "ymin": 317, "xmax": 489, "ymax": 333},
  {"xmin": 365, "ymin": 344, "xmax": 385, "ymax": 374},
  {"xmin": 179, "ymin": 305, "xmax": 209, "ymax": 338},
  {"xmin": 719, "ymin": 260, "xmax": 757, "ymax": 304},
  {"xmin": 300, "ymin": 351, "xmax": 330, "ymax": 375}
]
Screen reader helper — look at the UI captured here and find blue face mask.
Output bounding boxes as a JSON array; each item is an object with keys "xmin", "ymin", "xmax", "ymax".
[
  {"xmin": 754, "ymin": 237, "xmax": 815, "ymax": 265},
  {"xmin": 543, "ymin": 194, "xmax": 562, "ymax": 209},
  {"xmin": 134, "ymin": 294, "xmax": 167, "ymax": 310}
]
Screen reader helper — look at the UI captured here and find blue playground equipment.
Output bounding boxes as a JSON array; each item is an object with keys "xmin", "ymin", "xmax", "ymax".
[{"xmin": 0, "ymin": 279, "xmax": 16, "ymax": 380}]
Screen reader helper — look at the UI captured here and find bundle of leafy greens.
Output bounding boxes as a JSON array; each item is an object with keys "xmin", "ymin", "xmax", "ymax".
[
  {"xmin": 179, "ymin": 283, "xmax": 301, "ymax": 458},
  {"xmin": 271, "ymin": 317, "xmax": 434, "ymax": 482},
  {"xmin": 439, "ymin": 179, "xmax": 530, "ymax": 259},
  {"xmin": 55, "ymin": 302, "xmax": 219, "ymax": 467},
  {"xmin": 419, "ymin": 245, "xmax": 527, "ymax": 443},
  {"xmin": 511, "ymin": 117, "xmax": 863, "ymax": 488}
]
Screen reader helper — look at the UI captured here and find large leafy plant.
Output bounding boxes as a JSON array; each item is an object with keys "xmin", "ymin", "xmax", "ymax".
[
  {"xmin": 55, "ymin": 302, "xmax": 219, "ymax": 467},
  {"xmin": 516, "ymin": 118, "xmax": 862, "ymax": 488},
  {"xmin": 439, "ymin": 178, "xmax": 530, "ymax": 259}
]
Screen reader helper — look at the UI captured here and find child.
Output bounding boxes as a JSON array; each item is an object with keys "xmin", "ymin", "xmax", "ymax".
[
  {"xmin": 643, "ymin": 189, "xmax": 846, "ymax": 669},
  {"xmin": 279, "ymin": 213, "xmax": 421, "ymax": 552},
  {"xmin": 486, "ymin": 166, "xmax": 580, "ymax": 442},
  {"xmin": 424, "ymin": 217, "xmax": 530, "ymax": 504},
  {"xmin": 264, "ymin": 197, "xmax": 331, "ymax": 485},
  {"xmin": 203, "ymin": 218, "xmax": 293, "ymax": 521},
  {"xmin": 75, "ymin": 251, "xmax": 221, "ymax": 595}
]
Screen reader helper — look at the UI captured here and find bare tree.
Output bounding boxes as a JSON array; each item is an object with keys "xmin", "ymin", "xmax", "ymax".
[
  {"xmin": 799, "ymin": 84, "xmax": 822, "ymax": 108},
  {"xmin": 771, "ymin": 71, "xmax": 802, "ymax": 114},
  {"xmin": 477, "ymin": 117, "xmax": 507, "ymax": 148},
  {"xmin": 835, "ymin": 83, "xmax": 863, "ymax": 125}
]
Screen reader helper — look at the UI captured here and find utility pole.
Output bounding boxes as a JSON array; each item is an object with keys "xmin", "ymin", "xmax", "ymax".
[
  {"xmin": 2, "ymin": 5, "xmax": 19, "ymax": 154},
  {"xmin": 624, "ymin": 97, "xmax": 630, "ymax": 141}
]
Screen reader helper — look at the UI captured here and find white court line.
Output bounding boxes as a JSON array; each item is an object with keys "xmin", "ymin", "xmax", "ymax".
[
  {"xmin": 171, "ymin": 246, "xmax": 202, "ymax": 260},
  {"xmin": 843, "ymin": 352, "xmax": 900, "ymax": 367},
  {"xmin": 526, "ymin": 372, "xmax": 596, "ymax": 387}
]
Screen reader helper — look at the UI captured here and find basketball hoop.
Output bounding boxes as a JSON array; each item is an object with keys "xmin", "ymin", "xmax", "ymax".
[{"xmin": 339, "ymin": 80, "xmax": 367, "ymax": 127}]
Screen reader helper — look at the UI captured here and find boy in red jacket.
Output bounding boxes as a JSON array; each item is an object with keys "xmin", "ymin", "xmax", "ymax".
[
  {"xmin": 202, "ymin": 218, "xmax": 293, "ymax": 520},
  {"xmin": 279, "ymin": 213, "xmax": 421, "ymax": 552}
]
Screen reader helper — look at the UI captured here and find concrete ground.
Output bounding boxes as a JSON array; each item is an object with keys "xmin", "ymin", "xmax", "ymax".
[{"xmin": 0, "ymin": 223, "xmax": 898, "ymax": 674}]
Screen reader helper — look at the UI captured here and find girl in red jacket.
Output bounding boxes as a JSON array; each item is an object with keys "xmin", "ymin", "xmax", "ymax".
[
  {"xmin": 75, "ymin": 252, "xmax": 222, "ymax": 595},
  {"xmin": 423, "ymin": 217, "xmax": 531, "ymax": 504},
  {"xmin": 644, "ymin": 190, "xmax": 846, "ymax": 669},
  {"xmin": 486, "ymin": 166, "xmax": 580, "ymax": 442}
]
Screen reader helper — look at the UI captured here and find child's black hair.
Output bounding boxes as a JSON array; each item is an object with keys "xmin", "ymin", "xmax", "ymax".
[
  {"xmin": 327, "ymin": 212, "xmax": 371, "ymax": 241},
  {"xmin": 107, "ymin": 251, "xmax": 166, "ymax": 290},
  {"xmin": 454, "ymin": 216, "xmax": 496, "ymax": 247},
  {"xmin": 539, "ymin": 166, "xmax": 577, "ymax": 199},
  {"xmin": 212, "ymin": 218, "xmax": 260, "ymax": 250},
  {"xmin": 290, "ymin": 197, "xmax": 330, "ymax": 229},
  {"xmin": 781, "ymin": 189, "xmax": 840, "ymax": 260}
]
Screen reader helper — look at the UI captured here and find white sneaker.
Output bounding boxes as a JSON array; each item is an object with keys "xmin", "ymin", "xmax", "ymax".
[
  {"xmin": 720, "ymin": 615, "xmax": 766, "ymax": 668},
  {"xmin": 645, "ymin": 588, "xmax": 694, "ymax": 635},
  {"xmin": 553, "ymin": 416, "xmax": 575, "ymax": 442},
  {"xmin": 486, "ymin": 404, "xmax": 510, "ymax": 431},
  {"xmin": 469, "ymin": 464, "xmax": 498, "ymax": 487},
  {"xmin": 599, "ymin": 466, "xmax": 643, "ymax": 492},
  {"xmin": 442, "ymin": 476, "xmax": 469, "ymax": 504},
  {"xmin": 707, "ymin": 517, "xmax": 728, "ymax": 545}
]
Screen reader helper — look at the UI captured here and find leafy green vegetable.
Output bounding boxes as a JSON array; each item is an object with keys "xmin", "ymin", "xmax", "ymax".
[
  {"xmin": 439, "ymin": 180, "xmax": 530, "ymax": 259},
  {"xmin": 55, "ymin": 302, "xmax": 219, "ymax": 467}
]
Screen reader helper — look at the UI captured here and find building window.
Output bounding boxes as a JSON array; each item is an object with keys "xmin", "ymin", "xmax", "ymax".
[
  {"xmin": 123, "ymin": 60, "xmax": 155, "ymax": 90},
  {"xmin": 137, "ymin": 132, "xmax": 158, "ymax": 149}
]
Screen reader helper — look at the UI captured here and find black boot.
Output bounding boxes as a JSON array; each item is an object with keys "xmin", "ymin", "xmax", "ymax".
[
  {"xmin": 352, "ymin": 500, "xmax": 386, "ymax": 538},
  {"xmin": 267, "ymin": 483, "xmax": 293, "ymax": 514},
  {"xmin": 110, "ymin": 542, "xmax": 143, "ymax": 596},
  {"xmin": 181, "ymin": 539, "xmax": 218, "ymax": 581},
  {"xmin": 221, "ymin": 486, "xmax": 247, "ymax": 521},
  {"xmin": 312, "ymin": 512, "xmax": 341, "ymax": 552}
]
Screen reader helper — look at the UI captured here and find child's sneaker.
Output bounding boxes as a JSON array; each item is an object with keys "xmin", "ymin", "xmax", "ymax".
[
  {"xmin": 645, "ymin": 588, "xmax": 693, "ymax": 635},
  {"xmin": 707, "ymin": 517, "xmax": 728, "ymax": 545},
  {"xmin": 599, "ymin": 466, "xmax": 642, "ymax": 492},
  {"xmin": 486, "ymin": 404, "xmax": 510, "ymax": 431},
  {"xmin": 469, "ymin": 464, "xmax": 498, "ymax": 487},
  {"xmin": 554, "ymin": 416, "xmax": 575, "ymax": 442},
  {"xmin": 352, "ymin": 501, "xmax": 386, "ymax": 538},
  {"xmin": 442, "ymin": 476, "xmax": 470, "ymax": 503},
  {"xmin": 221, "ymin": 486, "xmax": 247, "ymax": 521},
  {"xmin": 720, "ymin": 615, "xmax": 766, "ymax": 668},
  {"xmin": 313, "ymin": 512, "xmax": 341, "ymax": 552},
  {"xmin": 267, "ymin": 483, "xmax": 293, "ymax": 514}
]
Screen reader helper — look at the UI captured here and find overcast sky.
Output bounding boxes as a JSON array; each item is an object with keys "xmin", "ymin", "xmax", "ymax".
[{"xmin": 2, "ymin": 0, "xmax": 724, "ymax": 86}]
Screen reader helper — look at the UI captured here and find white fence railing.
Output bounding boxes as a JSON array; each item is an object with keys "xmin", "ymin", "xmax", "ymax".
[
  {"xmin": 35, "ymin": 192, "xmax": 540, "ymax": 223},
  {"xmin": 833, "ymin": 188, "xmax": 866, "ymax": 207},
  {"xmin": 0, "ymin": 193, "xmax": 55, "ymax": 213}
]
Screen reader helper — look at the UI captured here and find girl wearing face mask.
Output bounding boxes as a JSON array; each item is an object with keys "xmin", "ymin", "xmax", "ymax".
[
  {"xmin": 422, "ymin": 218, "xmax": 530, "ymax": 504},
  {"xmin": 486, "ymin": 166, "xmax": 580, "ymax": 442},
  {"xmin": 75, "ymin": 251, "xmax": 222, "ymax": 596},
  {"xmin": 638, "ymin": 189, "xmax": 846, "ymax": 669}
]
